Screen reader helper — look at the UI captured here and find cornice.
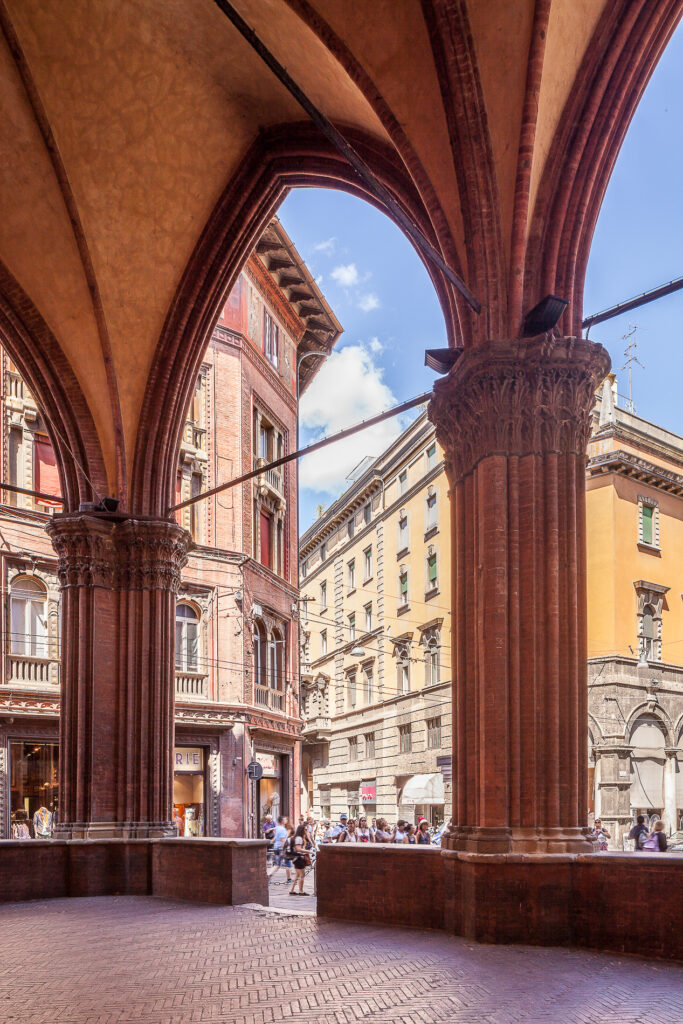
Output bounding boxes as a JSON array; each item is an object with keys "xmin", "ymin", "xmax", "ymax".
[
  {"xmin": 587, "ymin": 449, "xmax": 683, "ymax": 496},
  {"xmin": 245, "ymin": 256, "xmax": 305, "ymax": 342}
]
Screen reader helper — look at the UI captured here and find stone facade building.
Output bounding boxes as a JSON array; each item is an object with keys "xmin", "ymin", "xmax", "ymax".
[
  {"xmin": 0, "ymin": 219, "xmax": 340, "ymax": 840},
  {"xmin": 301, "ymin": 379, "xmax": 683, "ymax": 847},
  {"xmin": 299, "ymin": 411, "xmax": 452, "ymax": 826}
]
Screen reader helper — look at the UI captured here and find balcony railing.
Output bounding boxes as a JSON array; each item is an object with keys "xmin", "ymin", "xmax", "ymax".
[
  {"xmin": 253, "ymin": 458, "xmax": 284, "ymax": 499},
  {"xmin": 7, "ymin": 655, "xmax": 56, "ymax": 686},
  {"xmin": 182, "ymin": 420, "xmax": 206, "ymax": 452},
  {"xmin": 255, "ymin": 685, "xmax": 285, "ymax": 712},
  {"xmin": 175, "ymin": 671, "xmax": 208, "ymax": 699}
]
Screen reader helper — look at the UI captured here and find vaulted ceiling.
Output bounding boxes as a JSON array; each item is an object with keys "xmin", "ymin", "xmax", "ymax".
[{"xmin": 0, "ymin": 0, "xmax": 679, "ymax": 510}]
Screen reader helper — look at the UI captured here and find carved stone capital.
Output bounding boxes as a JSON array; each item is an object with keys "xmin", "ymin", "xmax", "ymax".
[
  {"xmin": 47, "ymin": 514, "xmax": 193, "ymax": 593},
  {"xmin": 429, "ymin": 336, "xmax": 610, "ymax": 483}
]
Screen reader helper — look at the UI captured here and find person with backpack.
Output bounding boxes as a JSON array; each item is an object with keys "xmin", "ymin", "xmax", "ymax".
[
  {"xmin": 269, "ymin": 817, "xmax": 292, "ymax": 882},
  {"xmin": 287, "ymin": 824, "xmax": 310, "ymax": 896},
  {"xmin": 641, "ymin": 820, "xmax": 668, "ymax": 852},
  {"xmin": 629, "ymin": 815, "xmax": 649, "ymax": 851}
]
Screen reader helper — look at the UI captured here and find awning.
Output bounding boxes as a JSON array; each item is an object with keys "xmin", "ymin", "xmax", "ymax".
[{"xmin": 400, "ymin": 773, "xmax": 445, "ymax": 805}]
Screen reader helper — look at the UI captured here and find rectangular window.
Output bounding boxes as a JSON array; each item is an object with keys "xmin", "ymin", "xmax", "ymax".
[
  {"xmin": 642, "ymin": 504, "xmax": 653, "ymax": 545},
  {"xmin": 426, "ymin": 492, "xmax": 437, "ymax": 531},
  {"xmin": 427, "ymin": 716, "xmax": 442, "ymax": 749},
  {"xmin": 399, "ymin": 571, "xmax": 408, "ymax": 606},
  {"xmin": 34, "ymin": 436, "xmax": 62, "ymax": 510},
  {"xmin": 321, "ymin": 629, "xmax": 327, "ymax": 655},
  {"xmin": 347, "ymin": 559, "xmax": 356, "ymax": 591},
  {"xmin": 347, "ymin": 518, "xmax": 355, "ymax": 539},
  {"xmin": 363, "ymin": 503, "xmax": 371, "ymax": 525},
  {"xmin": 399, "ymin": 724, "xmax": 412, "ymax": 753},
  {"xmin": 301, "ymin": 559, "xmax": 307, "ymax": 579},
  {"xmin": 264, "ymin": 310, "xmax": 279, "ymax": 368},
  {"xmin": 398, "ymin": 514, "xmax": 408, "ymax": 551},
  {"xmin": 363, "ymin": 546, "xmax": 372, "ymax": 580},
  {"xmin": 347, "ymin": 672, "xmax": 357, "ymax": 709},
  {"xmin": 320, "ymin": 580, "xmax": 327, "ymax": 610},
  {"xmin": 427, "ymin": 444, "xmax": 437, "ymax": 470},
  {"xmin": 259, "ymin": 511, "xmax": 272, "ymax": 569},
  {"xmin": 363, "ymin": 668, "xmax": 374, "ymax": 704},
  {"xmin": 364, "ymin": 602, "xmax": 373, "ymax": 632},
  {"xmin": 348, "ymin": 737, "xmax": 358, "ymax": 762},
  {"xmin": 348, "ymin": 613, "xmax": 356, "ymax": 641},
  {"xmin": 398, "ymin": 470, "xmax": 407, "ymax": 495},
  {"xmin": 427, "ymin": 553, "xmax": 437, "ymax": 590},
  {"xmin": 399, "ymin": 662, "xmax": 410, "ymax": 694},
  {"xmin": 365, "ymin": 732, "xmax": 375, "ymax": 759},
  {"xmin": 321, "ymin": 542, "xmax": 327, "ymax": 562}
]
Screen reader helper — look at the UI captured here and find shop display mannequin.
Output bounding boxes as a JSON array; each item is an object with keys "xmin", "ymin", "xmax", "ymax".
[{"xmin": 33, "ymin": 806, "xmax": 53, "ymax": 839}]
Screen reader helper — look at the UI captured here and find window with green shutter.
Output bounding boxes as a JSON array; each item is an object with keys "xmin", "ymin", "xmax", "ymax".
[
  {"xmin": 641, "ymin": 504, "xmax": 653, "ymax": 545},
  {"xmin": 428, "ymin": 553, "xmax": 437, "ymax": 587}
]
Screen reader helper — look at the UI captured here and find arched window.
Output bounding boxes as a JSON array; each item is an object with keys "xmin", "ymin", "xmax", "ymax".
[
  {"xmin": 253, "ymin": 619, "xmax": 267, "ymax": 687},
  {"xmin": 425, "ymin": 637, "xmax": 439, "ymax": 687},
  {"xmin": 10, "ymin": 577, "xmax": 47, "ymax": 657},
  {"xmin": 630, "ymin": 716, "xmax": 666, "ymax": 814},
  {"xmin": 269, "ymin": 628, "xmax": 285, "ymax": 691},
  {"xmin": 641, "ymin": 604, "xmax": 655, "ymax": 661},
  {"xmin": 175, "ymin": 603, "xmax": 199, "ymax": 672}
]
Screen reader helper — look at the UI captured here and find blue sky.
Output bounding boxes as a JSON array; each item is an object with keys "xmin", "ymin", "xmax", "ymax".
[{"xmin": 279, "ymin": 23, "xmax": 683, "ymax": 531}]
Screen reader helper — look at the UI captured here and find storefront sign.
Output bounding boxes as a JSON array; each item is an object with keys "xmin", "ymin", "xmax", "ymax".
[
  {"xmin": 255, "ymin": 751, "xmax": 280, "ymax": 777},
  {"xmin": 361, "ymin": 782, "xmax": 376, "ymax": 801},
  {"xmin": 174, "ymin": 747, "xmax": 204, "ymax": 773}
]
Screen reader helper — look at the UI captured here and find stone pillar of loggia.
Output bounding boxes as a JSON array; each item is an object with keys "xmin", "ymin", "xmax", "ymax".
[
  {"xmin": 430, "ymin": 335, "xmax": 610, "ymax": 853},
  {"xmin": 46, "ymin": 513, "xmax": 192, "ymax": 838}
]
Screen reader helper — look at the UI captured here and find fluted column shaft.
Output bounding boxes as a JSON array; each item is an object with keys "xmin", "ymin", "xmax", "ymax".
[
  {"xmin": 430, "ymin": 336, "xmax": 610, "ymax": 853},
  {"xmin": 46, "ymin": 513, "xmax": 192, "ymax": 838}
]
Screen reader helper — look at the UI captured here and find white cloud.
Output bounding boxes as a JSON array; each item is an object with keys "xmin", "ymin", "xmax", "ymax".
[
  {"xmin": 313, "ymin": 237, "xmax": 336, "ymax": 256},
  {"xmin": 358, "ymin": 292, "xmax": 380, "ymax": 312},
  {"xmin": 368, "ymin": 336, "xmax": 383, "ymax": 353},
  {"xmin": 331, "ymin": 263, "xmax": 360, "ymax": 288},
  {"xmin": 299, "ymin": 343, "xmax": 405, "ymax": 495}
]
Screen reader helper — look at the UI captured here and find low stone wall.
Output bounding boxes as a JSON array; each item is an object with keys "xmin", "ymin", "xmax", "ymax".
[
  {"xmin": 0, "ymin": 837, "xmax": 268, "ymax": 906},
  {"xmin": 317, "ymin": 846, "xmax": 683, "ymax": 961},
  {"xmin": 316, "ymin": 844, "xmax": 445, "ymax": 930}
]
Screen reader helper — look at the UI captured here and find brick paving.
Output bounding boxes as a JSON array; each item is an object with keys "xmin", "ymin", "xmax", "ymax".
[{"xmin": 0, "ymin": 897, "xmax": 681, "ymax": 1024}]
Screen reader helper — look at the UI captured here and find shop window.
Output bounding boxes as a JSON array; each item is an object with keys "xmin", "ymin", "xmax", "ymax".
[
  {"xmin": 399, "ymin": 724, "xmax": 412, "ymax": 753},
  {"xmin": 10, "ymin": 576, "xmax": 47, "ymax": 658},
  {"xmin": 638, "ymin": 496, "xmax": 659, "ymax": 548},
  {"xmin": 365, "ymin": 732, "xmax": 376, "ymax": 759},
  {"xmin": 264, "ymin": 310, "xmax": 279, "ymax": 368},
  {"xmin": 363, "ymin": 546, "xmax": 372, "ymax": 580},
  {"xmin": 175, "ymin": 603, "xmax": 199, "ymax": 671},
  {"xmin": 10, "ymin": 741, "xmax": 58, "ymax": 837},
  {"xmin": 427, "ymin": 717, "xmax": 442, "ymax": 748},
  {"xmin": 348, "ymin": 737, "xmax": 358, "ymax": 762},
  {"xmin": 173, "ymin": 746, "xmax": 206, "ymax": 836},
  {"xmin": 364, "ymin": 602, "xmax": 372, "ymax": 632}
]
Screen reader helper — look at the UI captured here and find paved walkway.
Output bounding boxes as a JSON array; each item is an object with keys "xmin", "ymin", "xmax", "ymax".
[
  {"xmin": 0, "ymin": 896, "xmax": 681, "ymax": 1023},
  {"xmin": 266, "ymin": 864, "xmax": 317, "ymax": 913}
]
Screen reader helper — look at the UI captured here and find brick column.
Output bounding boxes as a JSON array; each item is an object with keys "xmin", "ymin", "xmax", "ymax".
[
  {"xmin": 430, "ymin": 336, "xmax": 609, "ymax": 853},
  {"xmin": 46, "ymin": 513, "xmax": 192, "ymax": 838}
]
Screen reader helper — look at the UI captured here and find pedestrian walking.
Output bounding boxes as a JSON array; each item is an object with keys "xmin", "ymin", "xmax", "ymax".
[
  {"xmin": 288, "ymin": 824, "xmax": 310, "ymax": 896},
  {"xmin": 416, "ymin": 820, "xmax": 431, "ymax": 844},
  {"xmin": 268, "ymin": 815, "xmax": 291, "ymax": 880},
  {"xmin": 642, "ymin": 820, "xmax": 668, "ymax": 851},
  {"xmin": 357, "ymin": 816, "xmax": 375, "ymax": 843},
  {"xmin": 629, "ymin": 815, "xmax": 649, "ymax": 851}
]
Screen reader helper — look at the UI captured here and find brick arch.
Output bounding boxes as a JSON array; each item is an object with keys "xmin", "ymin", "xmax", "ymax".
[
  {"xmin": 130, "ymin": 123, "xmax": 460, "ymax": 518},
  {"xmin": 525, "ymin": 0, "xmax": 682, "ymax": 337},
  {"xmin": 0, "ymin": 261, "xmax": 108, "ymax": 512}
]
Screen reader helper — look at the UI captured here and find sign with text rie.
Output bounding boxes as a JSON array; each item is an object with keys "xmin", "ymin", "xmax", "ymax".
[{"xmin": 174, "ymin": 747, "xmax": 204, "ymax": 773}]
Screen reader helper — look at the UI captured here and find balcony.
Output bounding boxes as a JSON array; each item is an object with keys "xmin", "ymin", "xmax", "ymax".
[
  {"xmin": 254, "ymin": 685, "xmax": 285, "ymax": 712},
  {"xmin": 7, "ymin": 655, "xmax": 56, "ymax": 686},
  {"xmin": 253, "ymin": 458, "xmax": 284, "ymax": 503},
  {"xmin": 6, "ymin": 371, "xmax": 24, "ymax": 401},
  {"xmin": 175, "ymin": 671, "xmax": 208, "ymax": 699},
  {"xmin": 181, "ymin": 420, "xmax": 207, "ymax": 454}
]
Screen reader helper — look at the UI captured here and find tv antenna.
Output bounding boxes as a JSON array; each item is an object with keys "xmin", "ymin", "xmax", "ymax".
[{"xmin": 619, "ymin": 325, "xmax": 644, "ymax": 414}]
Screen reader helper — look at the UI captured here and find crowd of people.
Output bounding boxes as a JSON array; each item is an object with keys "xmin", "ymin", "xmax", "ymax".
[{"xmin": 262, "ymin": 811, "xmax": 440, "ymax": 894}]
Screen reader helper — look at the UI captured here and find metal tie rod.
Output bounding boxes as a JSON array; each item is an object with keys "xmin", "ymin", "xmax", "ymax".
[
  {"xmin": 212, "ymin": 0, "xmax": 480, "ymax": 314},
  {"xmin": 0, "ymin": 481, "xmax": 63, "ymax": 504},
  {"xmin": 168, "ymin": 390, "xmax": 432, "ymax": 514},
  {"xmin": 582, "ymin": 275, "xmax": 683, "ymax": 329}
]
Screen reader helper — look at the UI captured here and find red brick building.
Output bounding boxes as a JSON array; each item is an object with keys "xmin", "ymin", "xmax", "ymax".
[{"xmin": 0, "ymin": 219, "xmax": 341, "ymax": 839}]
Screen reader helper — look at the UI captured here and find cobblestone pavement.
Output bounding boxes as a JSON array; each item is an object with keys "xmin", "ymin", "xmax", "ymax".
[{"xmin": 0, "ymin": 897, "xmax": 681, "ymax": 1024}]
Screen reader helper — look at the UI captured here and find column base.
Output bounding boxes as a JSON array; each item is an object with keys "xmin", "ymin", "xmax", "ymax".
[
  {"xmin": 54, "ymin": 821, "xmax": 178, "ymax": 840},
  {"xmin": 442, "ymin": 824, "xmax": 596, "ymax": 854}
]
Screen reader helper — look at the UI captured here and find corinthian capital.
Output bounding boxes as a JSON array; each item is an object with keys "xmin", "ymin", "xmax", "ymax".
[{"xmin": 428, "ymin": 336, "xmax": 610, "ymax": 484}]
